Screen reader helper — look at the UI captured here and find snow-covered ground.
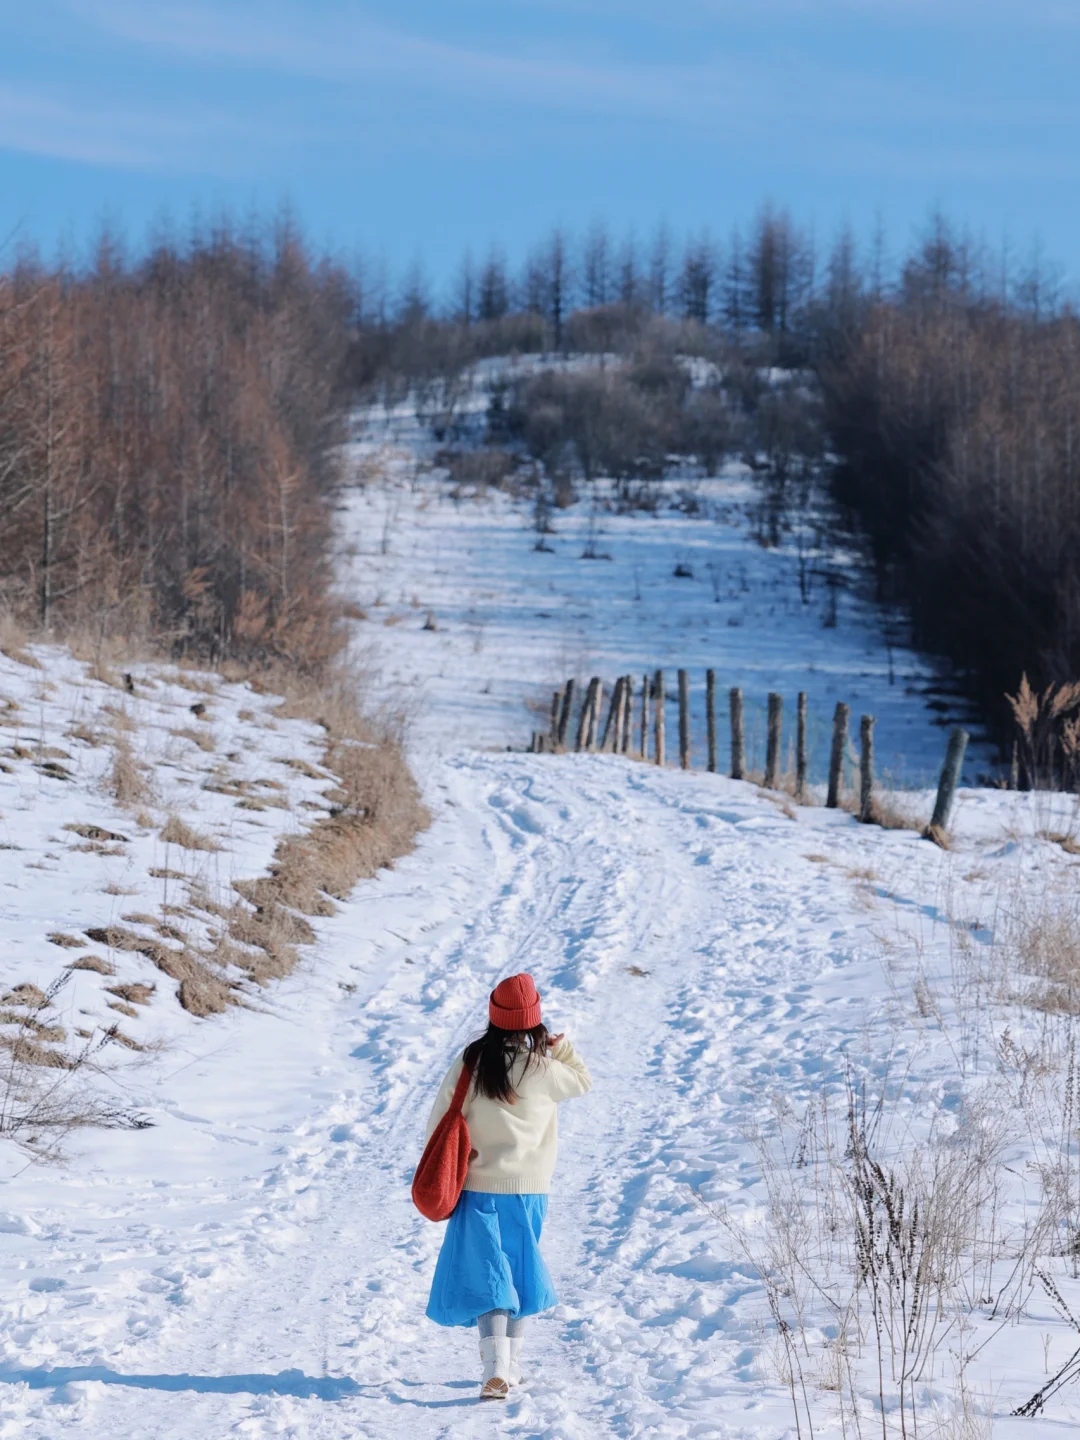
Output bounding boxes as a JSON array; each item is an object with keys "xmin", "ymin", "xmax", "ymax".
[
  {"xmin": 341, "ymin": 383, "xmax": 994, "ymax": 787},
  {"xmin": 2, "ymin": 398, "xmax": 1080, "ymax": 1437}
]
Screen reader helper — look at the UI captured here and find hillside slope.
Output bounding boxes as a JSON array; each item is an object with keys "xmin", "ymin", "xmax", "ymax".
[{"xmin": 0, "ymin": 734, "xmax": 1078, "ymax": 1435}]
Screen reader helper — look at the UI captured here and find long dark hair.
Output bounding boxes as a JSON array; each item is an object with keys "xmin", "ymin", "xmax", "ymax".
[{"xmin": 463, "ymin": 1022, "xmax": 549, "ymax": 1103}]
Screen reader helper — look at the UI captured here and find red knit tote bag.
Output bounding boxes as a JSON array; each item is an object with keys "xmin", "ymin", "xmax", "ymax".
[{"xmin": 411, "ymin": 1061, "xmax": 473, "ymax": 1221}]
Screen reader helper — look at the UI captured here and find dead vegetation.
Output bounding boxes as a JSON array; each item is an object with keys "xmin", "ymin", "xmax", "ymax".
[
  {"xmin": 107, "ymin": 733, "xmax": 154, "ymax": 807},
  {"xmin": 84, "ymin": 925, "xmax": 234, "ymax": 1017},
  {"xmin": 171, "ymin": 726, "xmax": 215, "ymax": 753},
  {"xmin": 67, "ymin": 956, "xmax": 115, "ymax": 975},
  {"xmin": 48, "ymin": 932, "xmax": 86, "ymax": 948},
  {"xmin": 0, "ymin": 974, "xmax": 149, "ymax": 1153},
  {"xmin": 1008, "ymin": 891, "xmax": 1080, "ymax": 1014},
  {"xmin": 159, "ymin": 816, "xmax": 220, "ymax": 852}
]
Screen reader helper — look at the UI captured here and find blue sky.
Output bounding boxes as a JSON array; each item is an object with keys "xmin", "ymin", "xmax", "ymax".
[{"xmin": 1, "ymin": 1, "xmax": 1076, "ymax": 292}]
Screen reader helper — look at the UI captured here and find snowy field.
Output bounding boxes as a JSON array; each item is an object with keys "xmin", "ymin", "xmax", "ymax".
[
  {"xmin": 340, "ymin": 377, "xmax": 995, "ymax": 788},
  {"xmin": 2, "ymin": 392, "xmax": 1080, "ymax": 1437}
]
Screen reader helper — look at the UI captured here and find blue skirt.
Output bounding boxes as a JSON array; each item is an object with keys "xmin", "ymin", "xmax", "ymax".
[{"xmin": 426, "ymin": 1191, "xmax": 557, "ymax": 1329}]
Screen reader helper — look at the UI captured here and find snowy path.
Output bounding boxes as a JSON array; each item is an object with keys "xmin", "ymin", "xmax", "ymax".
[{"xmin": 2, "ymin": 744, "xmax": 1015, "ymax": 1439}]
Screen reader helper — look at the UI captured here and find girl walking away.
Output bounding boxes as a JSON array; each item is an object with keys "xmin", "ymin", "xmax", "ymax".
[{"xmin": 423, "ymin": 973, "xmax": 591, "ymax": 1400}]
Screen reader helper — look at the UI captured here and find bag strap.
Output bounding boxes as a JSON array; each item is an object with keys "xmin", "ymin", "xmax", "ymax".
[{"xmin": 448, "ymin": 1059, "xmax": 473, "ymax": 1115}]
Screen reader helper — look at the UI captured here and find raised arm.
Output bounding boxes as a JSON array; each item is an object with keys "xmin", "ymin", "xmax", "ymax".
[{"xmin": 545, "ymin": 1037, "xmax": 592, "ymax": 1101}]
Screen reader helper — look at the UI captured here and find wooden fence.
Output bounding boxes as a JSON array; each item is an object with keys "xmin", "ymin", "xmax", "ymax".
[{"xmin": 531, "ymin": 671, "xmax": 970, "ymax": 842}]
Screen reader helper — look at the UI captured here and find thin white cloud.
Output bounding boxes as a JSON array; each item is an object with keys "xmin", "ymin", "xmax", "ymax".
[
  {"xmin": 0, "ymin": 80, "xmax": 275, "ymax": 172},
  {"xmin": 689, "ymin": 0, "xmax": 1080, "ymax": 19},
  {"xmin": 79, "ymin": 1, "xmax": 768, "ymax": 126},
  {"xmin": 78, "ymin": 0, "xmax": 1073, "ymax": 133}
]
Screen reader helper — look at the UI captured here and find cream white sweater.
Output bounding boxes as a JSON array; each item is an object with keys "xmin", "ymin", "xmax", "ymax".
[{"xmin": 424, "ymin": 1037, "xmax": 591, "ymax": 1195}]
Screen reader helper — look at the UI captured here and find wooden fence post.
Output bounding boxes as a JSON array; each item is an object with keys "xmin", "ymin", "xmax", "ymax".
[
  {"xmin": 557, "ymin": 679, "xmax": 575, "ymax": 749},
  {"xmin": 620, "ymin": 677, "xmax": 634, "ymax": 753},
  {"xmin": 730, "ymin": 687, "xmax": 745, "ymax": 780},
  {"xmin": 599, "ymin": 677, "xmax": 622, "ymax": 751},
  {"xmin": 796, "ymin": 691, "xmax": 808, "ymax": 800},
  {"xmin": 678, "ymin": 669, "xmax": 691, "ymax": 770},
  {"xmin": 575, "ymin": 678, "xmax": 597, "ymax": 752},
  {"xmin": 859, "ymin": 714, "xmax": 875, "ymax": 822},
  {"xmin": 639, "ymin": 673, "xmax": 650, "ymax": 758},
  {"xmin": 613, "ymin": 678, "xmax": 628, "ymax": 752},
  {"xmin": 765, "ymin": 692, "xmax": 783, "ymax": 789},
  {"xmin": 706, "ymin": 669, "xmax": 717, "ymax": 773},
  {"xmin": 654, "ymin": 669, "xmax": 665, "ymax": 766},
  {"xmin": 586, "ymin": 679, "xmax": 603, "ymax": 751},
  {"xmin": 927, "ymin": 728, "xmax": 969, "ymax": 841},
  {"xmin": 827, "ymin": 702, "xmax": 849, "ymax": 808},
  {"xmin": 550, "ymin": 688, "xmax": 563, "ymax": 747}
]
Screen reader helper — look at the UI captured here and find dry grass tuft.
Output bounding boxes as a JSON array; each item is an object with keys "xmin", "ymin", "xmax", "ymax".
[
  {"xmin": 1010, "ymin": 894, "xmax": 1080, "ymax": 1012},
  {"xmin": 872, "ymin": 792, "xmax": 926, "ymax": 831},
  {"xmin": 1039, "ymin": 830, "xmax": 1080, "ymax": 856},
  {"xmin": 160, "ymin": 816, "xmax": 220, "ymax": 852},
  {"xmin": 169, "ymin": 670, "xmax": 219, "ymax": 695},
  {"xmin": 107, "ymin": 734, "xmax": 154, "ymax": 808},
  {"xmin": 84, "ymin": 924, "xmax": 234, "ymax": 1015},
  {"xmin": 148, "ymin": 866, "xmax": 186, "ymax": 880},
  {"xmin": 3, "ymin": 984, "xmax": 48, "ymax": 1007},
  {"xmin": 65, "ymin": 823, "xmax": 127, "ymax": 843},
  {"xmin": 171, "ymin": 725, "xmax": 215, "ymax": 753},
  {"xmin": 0, "ymin": 612, "xmax": 40, "ymax": 668},
  {"xmin": 274, "ymin": 755, "xmax": 328, "ymax": 779},
  {"xmin": 48, "ymin": 931, "xmax": 86, "ymax": 948},
  {"xmin": 1, "ymin": 1035, "xmax": 75, "ymax": 1069},
  {"xmin": 847, "ymin": 865, "xmax": 879, "ymax": 882},
  {"xmin": 89, "ymin": 660, "xmax": 124, "ymax": 689},
  {"xmin": 0, "ymin": 1011, "xmax": 65, "ymax": 1042},
  {"xmin": 106, "ymin": 1027, "xmax": 144, "ymax": 1051},
  {"xmin": 102, "ymin": 703, "xmax": 136, "ymax": 732},
  {"xmin": 67, "ymin": 955, "xmax": 115, "ymax": 974},
  {"xmin": 66, "ymin": 723, "xmax": 103, "ymax": 746},
  {"xmin": 107, "ymin": 983, "xmax": 155, "ymax": 1006}
]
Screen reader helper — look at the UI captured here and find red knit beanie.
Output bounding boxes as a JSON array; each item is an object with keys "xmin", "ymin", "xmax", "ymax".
[{"xmin": 489, "ymin": 972, "xmax": 542, "ymax": 1031}]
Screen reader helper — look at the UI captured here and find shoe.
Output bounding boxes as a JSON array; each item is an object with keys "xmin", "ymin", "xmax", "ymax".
[{"xmin": 479, "ymin": 1336, "xmax": 511, "ymax": 1400}]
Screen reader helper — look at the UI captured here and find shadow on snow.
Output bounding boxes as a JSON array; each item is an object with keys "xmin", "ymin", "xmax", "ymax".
[{"xmin": 0, "ymin": 1367, "xmax": 479, "ymax": 1407}]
